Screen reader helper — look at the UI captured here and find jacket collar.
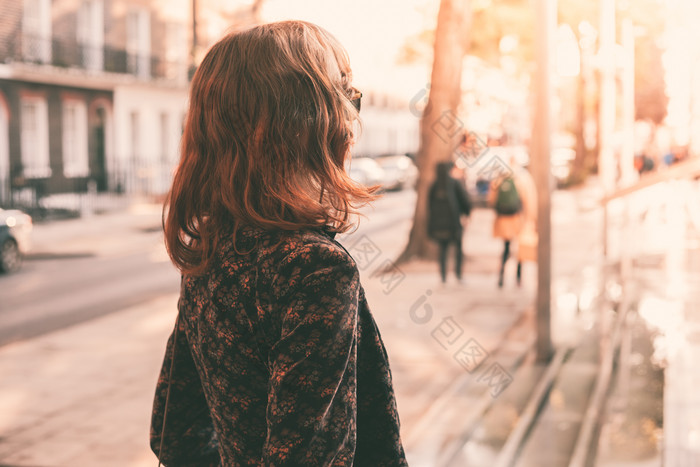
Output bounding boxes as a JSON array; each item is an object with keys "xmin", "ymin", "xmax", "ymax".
[{"xmin": 318, "ymin": 225, "xmax": 338, "ymax": 239}]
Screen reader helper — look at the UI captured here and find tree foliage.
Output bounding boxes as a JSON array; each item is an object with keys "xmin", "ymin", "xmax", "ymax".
[
  {"xmin": 399, "ymin": 0, "xmax": 668, "ymax": 187},
  {"xmin": 400, "ymin": 0, "xmax": 667, "ymax": 123},
  {"xmin": 470, "ymin": 0, "xmax": 534, "ymax": 66}
]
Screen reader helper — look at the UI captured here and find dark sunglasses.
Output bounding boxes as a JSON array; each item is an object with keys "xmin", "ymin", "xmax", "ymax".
[{"xmin": 350, "ymin": 88, "xmax": 362, "ymax": 112}]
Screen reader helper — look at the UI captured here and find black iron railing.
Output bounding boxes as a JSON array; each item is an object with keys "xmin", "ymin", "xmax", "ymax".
[
  {"xmin": 0, "ymin": 34, "xmax": 188, "ymax": 83},
  {"xmin": 3, "ymin": 156, "xmax": 177, "ymax": 215}
]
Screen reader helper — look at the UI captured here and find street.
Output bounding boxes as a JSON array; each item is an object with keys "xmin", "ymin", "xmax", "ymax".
[
  {"xmin": 0, "ymin": 190, "xmax": 418, "ymax": 348},
  {"xmin": 0, "ymin": 205, "xmax": 179, "ymax": 346}
]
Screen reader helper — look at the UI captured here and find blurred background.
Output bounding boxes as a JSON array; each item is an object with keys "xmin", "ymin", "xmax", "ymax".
[{"xmin": 0, "ymin": 0, "xmax": 699, "ymax": 465}]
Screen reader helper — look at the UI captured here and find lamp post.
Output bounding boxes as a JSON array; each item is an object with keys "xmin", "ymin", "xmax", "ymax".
[
  {"xmin": 532, "ymin": 0, "xmax": 555, "ymax": 363},
  {"xmin": 621, "ymin": 19, "xmax": 636, "ymax": 187},
  {"xmin": 599, "ymin": 0, "xmax": 616, "ymax": 257}
]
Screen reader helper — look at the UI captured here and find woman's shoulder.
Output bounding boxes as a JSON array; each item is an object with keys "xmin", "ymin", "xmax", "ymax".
[
  {"xmin": 219, "ymin": 225, "xmax": 357, "ymax": 273},
  {"xmin": 272, "ymin": 228, "xmax": 358, "ymax": 272},
  {"xmin": 259, "ymin": 228, "xmax": 360, "ymax": 300}
]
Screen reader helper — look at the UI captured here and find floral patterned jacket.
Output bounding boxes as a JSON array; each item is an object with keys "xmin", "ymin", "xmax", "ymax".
[{"xmin": 150, "ymin": 225, "xmax": 407, "ymax": 466}]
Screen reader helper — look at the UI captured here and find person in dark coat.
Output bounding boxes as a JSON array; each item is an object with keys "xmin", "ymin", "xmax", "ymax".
[
  {"xmin": 151, "ymin": 21, "xmax": 407, "ymax": 466},
  {"xmin": 427, "ymin": 161, "xmax": 472, "ymax": 283}
]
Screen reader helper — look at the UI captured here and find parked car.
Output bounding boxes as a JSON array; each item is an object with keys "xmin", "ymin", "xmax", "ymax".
[
  {"xmin": 0, "ymin": 208, "xmax": 33, "ymax": 273},
  {"xmin": 375, "ymin": 154, "xmax": 419, "ymax": 191},
  {"xmin": 347, "ymin": 157, "xmax": 386, "ymax": 188}
]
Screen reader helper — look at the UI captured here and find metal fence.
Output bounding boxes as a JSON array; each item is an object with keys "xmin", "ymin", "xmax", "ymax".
[
  {"xmin": 0, "ymin": 34, "xmax": 190, "ymax": 83},
  {"xmin": 2, "ymin": 157, "xmax": 176, "ymax": 219}
]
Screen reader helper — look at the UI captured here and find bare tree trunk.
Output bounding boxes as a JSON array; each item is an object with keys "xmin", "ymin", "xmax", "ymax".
[
  {"xmin": 395, "ymin": 0, "xmax": 471, "ymax": 264},
  {"xmin": 251, "ymin": 0, "xmax": 265, "ymax": 23}
]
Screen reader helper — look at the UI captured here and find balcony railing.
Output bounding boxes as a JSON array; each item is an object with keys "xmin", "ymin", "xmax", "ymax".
[{"xmin": 0, "ymin": 34, "xmax": 189, "ymax": 84}]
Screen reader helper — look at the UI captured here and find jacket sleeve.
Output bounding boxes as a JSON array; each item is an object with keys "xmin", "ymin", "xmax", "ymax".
[
  {"xmin": 426, "ymin": 184, "xmax": 435, "ymax": 235},
  {"xmin": 427, "ymin": 183, "xmax": 436, "ymax": 208},
  {"xmin": 264, "ymin": 243, "xmax": 359, "ymax": 466},
  {"xmin": 454, "ymin": 179, "xmax": 472, "ymax": 216},
  {"xmin": 150, "ymin": 296, "xmax": 220, "ymax": 466},
  {"xmin": 487, "ymin": 178, "xmax": 500, "ymax": 207},
  {"xmin": 516, "ymin": 170, "xmax": 538, "ymax": 224}
]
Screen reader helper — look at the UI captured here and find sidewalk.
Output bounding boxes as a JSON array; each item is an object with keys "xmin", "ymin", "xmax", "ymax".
[
  {"xmin": 29, "ymin": 200, "xmax": 165, "ymax": 258},
  {"xmin": 0, "ymin": 294, "xmax": 177, "ymax": 466}
]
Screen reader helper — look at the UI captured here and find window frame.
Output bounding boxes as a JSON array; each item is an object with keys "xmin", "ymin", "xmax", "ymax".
[
  {"xmin": 62, "ymin": 98, "xmax": 89, "ymax": 178},
  {"xmin": 20, "ymin": 95, "xmax": 51, "ymax": 179}
]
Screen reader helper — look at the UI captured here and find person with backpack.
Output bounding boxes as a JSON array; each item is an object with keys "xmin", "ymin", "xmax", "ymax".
[
  {"xmin": 427, "ymin": 161, "xmax": 472, "ymax": 284},
  {"xmin": 488, "ymin": 157, "xmax": 537, "ymax": 288}
]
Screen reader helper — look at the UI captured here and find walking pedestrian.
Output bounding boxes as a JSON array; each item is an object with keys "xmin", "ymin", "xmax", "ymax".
[
  {"xmin": 488, "ymin": 156, "xmax": 537, "ymax": 288},
  {"xmin": 427, "ymin": 161, "xmax": 472, "ymax": 284},
  {"xmin": 150, "ymin": 21, "xmax": 407, "ymax": 466}
]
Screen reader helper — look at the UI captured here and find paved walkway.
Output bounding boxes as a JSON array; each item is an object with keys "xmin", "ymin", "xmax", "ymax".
[{"xmin": 0, "ymin": 294, "xmax": 176, "ymax": 466}]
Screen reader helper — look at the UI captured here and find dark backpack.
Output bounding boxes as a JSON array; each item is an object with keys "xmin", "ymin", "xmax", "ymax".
[
  {"xmin": 495, "ymin": 177, "xmax": 522, "ymax": 215},
  {"xmin": 427, "ymin": 187, "xmax": 453, "ymax": 239}
]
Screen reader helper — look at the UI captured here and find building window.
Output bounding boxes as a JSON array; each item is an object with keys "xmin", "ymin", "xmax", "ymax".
[
  {"xmin": 126, "ymin": 9, "xmax": 151, "ymax": 79},
  {"xmin": 0, "ymin": 97, "xmax": 9, "ymax": 204},
  {"xmin": 62, "ymin": 100, "xmax": 89, "ymax": 178},
  {"xmin": 165, "ymin": 22, "xmax": 187, "ymax": 83},
  {"xmin": 129, "ymin": 110, "xmax": 140, "ymax": 162},
  {"xmin": 159, "ymin": 112, "xmax": 170, "ymax": 163},
  {"xmin": 22, "ymin": 0, "xmax": 52, "ymax": 63},
  {"xmin": 77, "ymin": 0, "xmax": 104, "ymax": 71},
  {"xmin": 20, "ymin": 96, "xmax": 51, "ymax": 178}
]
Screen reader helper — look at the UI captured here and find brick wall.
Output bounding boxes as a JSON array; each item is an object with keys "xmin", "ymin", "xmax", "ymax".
[{"xmin": 0, "ymin": 1, "xmax": 23, "ymax": 62}]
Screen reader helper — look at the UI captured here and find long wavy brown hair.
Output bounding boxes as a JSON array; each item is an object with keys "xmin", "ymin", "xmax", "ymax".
[{"xmin": 163, "ymin": 21, "xmax": 377, "ymax": 275}]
